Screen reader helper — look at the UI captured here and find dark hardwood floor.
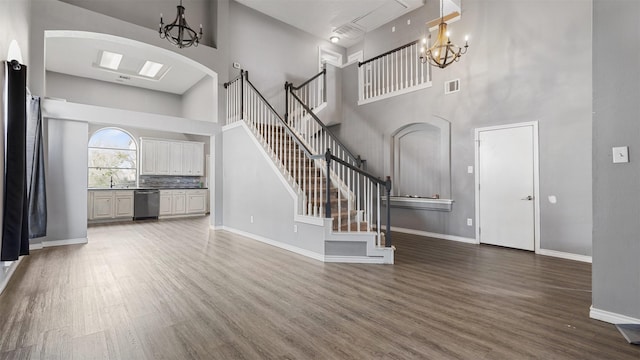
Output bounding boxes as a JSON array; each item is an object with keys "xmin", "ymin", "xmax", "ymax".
[{"xmin": 0, "ymin": 216, "xmax": 637, "ymax": 359}]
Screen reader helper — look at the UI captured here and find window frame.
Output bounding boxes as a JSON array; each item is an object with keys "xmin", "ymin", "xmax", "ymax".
[{"xmin": 88, "ymin": 127, "xmax": 138, "ymax": 189}]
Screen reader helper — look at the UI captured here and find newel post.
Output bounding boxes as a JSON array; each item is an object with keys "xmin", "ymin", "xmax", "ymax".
[
  {"xmin": 325, "ymin": 149, "xmax": 332, "ymax": 219},
  {"xmin": 385, "ymin": 176, "xmax": 392, "ymax": 248}
]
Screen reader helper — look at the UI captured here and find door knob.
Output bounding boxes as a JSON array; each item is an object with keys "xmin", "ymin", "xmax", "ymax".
[{"xmin": 521, "ymin": 195, "xmax": 533, "ymax": 201}]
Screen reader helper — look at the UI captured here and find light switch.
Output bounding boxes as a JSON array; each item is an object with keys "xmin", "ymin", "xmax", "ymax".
[
  {"xmin": 612, "ymin": 146, "xmax": 629, "ymax": 163},
  {"xmin": 467, "ymin": 166, "xmax": 473, "ymax": 174}
]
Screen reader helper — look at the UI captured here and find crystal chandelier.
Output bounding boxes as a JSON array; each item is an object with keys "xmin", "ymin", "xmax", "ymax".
[
  {"xmin": 159, "ymin": 0, "xmax": 203, "ymax": 49},
  {"xmin": 420, "ymin": 0, "xmax": 469, "ymax": 69}
]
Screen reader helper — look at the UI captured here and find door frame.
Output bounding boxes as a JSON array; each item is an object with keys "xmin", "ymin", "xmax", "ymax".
[{"xmin": 474, "ymin": 121, "xmax": 541, "ymax": 252}]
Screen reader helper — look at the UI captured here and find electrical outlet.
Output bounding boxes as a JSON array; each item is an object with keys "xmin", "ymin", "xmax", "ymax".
[
  {"xmin": 293, "ymin": 225, "xmax": 298, "ymax": 233},
  {"xmin": 250, "ymin": 216, "xmax": 254, "ymax": 224},
  {"xmin": 407, "ymin": 19, "xmax": 411, "ymax": 25},
  {"xmin": 467, "ymin": 218, "xmax": 473, "ymax": 226},
  {"xmin": 467, "ymin": 166, "xmax": 473, "ymax": 174},
  {"xmin": 392, "ymin": 26, "xmax": 396, "ymax": 32}
]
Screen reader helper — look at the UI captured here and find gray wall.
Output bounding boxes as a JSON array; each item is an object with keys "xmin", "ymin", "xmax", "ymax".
[
  {"xmin": 592, "ymin": 0, "xmax": 640, "ymax": 320},
  {"xmin": 335, "ymin": 0, "xmax": 593, "ymax": 256},
  {"xmin": 228, "ymin": 0, "xmax": 345, "ymax": 114},
  {"xmin": 223, "ymin": 124, "xmax": 325, "ymax": 255},
  {"xmin": 182, "ymin": 75, "xmax": 215, "ymax": 122},
  {"xmin": 58, "ymin": 0, "xmax": 217, "ymax": 48},
  {"xmin": 47, "ymin": 119, "xmax": 89, "ymax": 242},
  {"xmin": 46, "ymin": 71, "xmax": 183, "ymax": 117}
]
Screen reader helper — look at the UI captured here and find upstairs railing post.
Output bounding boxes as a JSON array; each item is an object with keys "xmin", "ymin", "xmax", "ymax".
[
  {"xmin": 325, "ymin": 149, "xmax": 332, "ymax": 219},
  {"xmin": 322, "ymin": 65, "xmax": 327, "ymax": 104},
  {"xmin": 284, "ymin": 82, "xmax": 290, "ymax": 124},
  {"xmin": 385, "ymin": 176, "xmax": 392, "ymax": 248},
  {"xmin": 240, "ymin": 69, "xmax": 244, "ymax": 120}
]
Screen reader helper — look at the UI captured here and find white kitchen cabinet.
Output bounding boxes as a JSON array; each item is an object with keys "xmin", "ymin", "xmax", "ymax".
[
  {"xmin": 186, "ymin": 190, "xmax": 207, "ymax": 214},
  {"xmin": 92, "ymin": 192, "xmax": 114, "ymax": 219},
  {"xmin": 158, "ymin": 189, "xmax": 206, "ymax": 218},
  {"xmin": 169, "ymin": 142, "xmax": 183, "ymax": 175},
  {"xmin": 182, "ymin": 142, "xmax": 195, "ymax": 175},
  {"xmin": 140, "ymin": 139, "xmax": 156, "ymax": 175},
  {"xmin": 172, "ymin": 191, "xmax": 187, "ymax": 214},
  {"xmin": 192, "ymin": 143, "xmax": 204, "ymax": 176},
  {"xmin": 88, "ymin": 190, "xmax": 134, "ymax": 222},
  {"xmin": 114, "ymin": 191, "xmax": 134, "ymax": 218},
  {"xmin": 155, "ymin": 141, "xmax": 170, "ymax": 175},
  {"xmin": 141, "ymin": 138, "xmax": 204, "ymax": 176},
  {"xmin": 159, "ymin": 190, "xmax": 172, "ymax": 216}
]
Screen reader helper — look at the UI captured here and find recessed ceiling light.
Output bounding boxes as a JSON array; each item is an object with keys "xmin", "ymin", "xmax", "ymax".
[
  {"xmin": 138, "ymin": 60, "xmax": 164, "ymax": 78},
  {"xmin": 99, "ymin": 51, "xmax": 123, "ymax": 70},
  {"xmin": 330, "ymin": 36, "xmax": 340, "ymax": 43}
]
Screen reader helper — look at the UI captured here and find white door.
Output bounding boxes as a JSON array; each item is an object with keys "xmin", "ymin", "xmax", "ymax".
[{"xmin": 476, "ymin": 123, "xmax": 537, "ymax": 251}]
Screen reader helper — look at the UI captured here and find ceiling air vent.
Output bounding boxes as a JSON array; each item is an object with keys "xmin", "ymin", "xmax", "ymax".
[
  {"xmin": 333, "ymin": 23, "xmax": 365, "ymax": 41},
  {"xmin": 118, "ymin": 75, "xmax": 131, "ymax": 80},
  {"xmin": 444, "ymin": 79, "xmax": 460, "ymax": 94}
]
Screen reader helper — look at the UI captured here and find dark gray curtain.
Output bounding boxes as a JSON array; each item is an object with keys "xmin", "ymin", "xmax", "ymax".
[
  {"xmin": 26, "ymin": 95, "xmax": 47, "ymax": 239},
  {"xmin": 1, "ymin": 60, "xmax": 29, "ymax": 261}
]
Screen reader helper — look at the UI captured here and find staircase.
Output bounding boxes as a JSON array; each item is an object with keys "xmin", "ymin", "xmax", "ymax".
[{"xmin": 224, "ymin": 70, "xmax": 393, "ymax": 263}]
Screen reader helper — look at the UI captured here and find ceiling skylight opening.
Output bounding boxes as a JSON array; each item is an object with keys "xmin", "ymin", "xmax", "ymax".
[
  {"xmin": 99, "ymin": 51, "xmax": 123, "ymax": 70},
  {"xmin": 138, "ymin": 61, "xmax": 164, "ymax": 78}
]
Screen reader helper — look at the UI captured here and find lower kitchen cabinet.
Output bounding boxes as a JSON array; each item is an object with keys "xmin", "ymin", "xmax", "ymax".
[
  {"xmin": 171, "ymin": 191, "xmax": 187, "ymax": 215},
  {"xmin": 159, "ymin": 189, "xmax": 207, "ymax": 218},
  {"xmin": 187, "ymin": 190, "xmax": 207, "ymax": 214},
  {"xmin": 159, "ymin": 191, "xmax": 172, "ymax": 216},
  {"xmin": 88, "ymin": 190, "xmax": 134, "ymax": 221}
]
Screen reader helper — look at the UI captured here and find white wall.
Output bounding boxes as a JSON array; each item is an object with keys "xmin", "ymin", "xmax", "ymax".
[{"xmin": 47, "ymin": 71, "xmax": 183, "ymax": 117}]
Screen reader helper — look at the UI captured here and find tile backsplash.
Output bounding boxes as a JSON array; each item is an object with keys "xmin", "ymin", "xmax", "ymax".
[{"xmin": 140, "ymin": 176, "xmax": 205, "ymax": 189}]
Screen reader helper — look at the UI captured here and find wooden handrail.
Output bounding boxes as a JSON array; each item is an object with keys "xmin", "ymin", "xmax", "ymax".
[{"xmin": 358, "ymin": 39, "xmax": 420, "ymax": 67}]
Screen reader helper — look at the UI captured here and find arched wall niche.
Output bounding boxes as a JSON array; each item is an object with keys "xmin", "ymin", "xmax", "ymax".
[{"xmin": 390, "ymin": 116, "xmax": 451, "ymax": 199}]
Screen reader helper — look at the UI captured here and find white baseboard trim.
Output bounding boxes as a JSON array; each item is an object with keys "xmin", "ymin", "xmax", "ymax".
[
  {"xmin": 0, "ymin": 257, "xmax": 23, "ymax": 295},
  {"xmin": 30, "ymin": 237, "xmax": 88, "ymax": 250},
  {"xmin": 324, "ymin": 255, "xmax": 385, "ymax": 264},
  {"xmin": 537, "ymin": 249, "xmax": 592, "ymax": 263},
  {"xmin": 390, "ymin": 226, "xmax": 478, "ymax": 244},
  {"xmin": 590, "ymin": 306, "xmax": 640, "ymax": 325},
  {"xmin": 216, "ymin": 226, "xmax": 325, "ymax": 262},
  {"xmin": 211, "ymin": 225, "xmax": 224, "ymax": 231}
]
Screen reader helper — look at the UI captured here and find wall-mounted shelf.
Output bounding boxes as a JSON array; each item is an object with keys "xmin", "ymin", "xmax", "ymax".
[{"xmin": 382, "ymin": 196, "xmax": 454, "ymax": 212}]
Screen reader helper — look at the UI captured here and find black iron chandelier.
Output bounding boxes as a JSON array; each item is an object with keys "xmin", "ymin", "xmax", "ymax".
[
  {"xmin": 419, "ymin": 0, "xmax": 469, "ymax": 69},
  {"xmin": 159, "ymin": 0, "xmax": 203, "ymax": 49}
]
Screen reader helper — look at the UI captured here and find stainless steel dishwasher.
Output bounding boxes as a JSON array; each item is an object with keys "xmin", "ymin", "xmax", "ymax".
[{"xmin": 134, "ymin": 189, "xmax": 160, "ymax": 220}]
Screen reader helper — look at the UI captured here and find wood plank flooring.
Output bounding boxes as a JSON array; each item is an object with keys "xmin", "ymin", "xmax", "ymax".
[{"xmin": 0, "ymin": 216, "xmax": 638, "ymax": 359}]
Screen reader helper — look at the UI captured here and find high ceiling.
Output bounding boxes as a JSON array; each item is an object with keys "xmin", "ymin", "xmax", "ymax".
[
  {"xmin": 236, "ymin": 0, "xmax": 426, "ymax": 48},
  {"xmin": 46, "ymin": 35, "xmax": 209, "ymax": 95}
]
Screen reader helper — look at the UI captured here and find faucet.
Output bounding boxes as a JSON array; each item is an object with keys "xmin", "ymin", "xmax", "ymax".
[{"xmin": 110, "ymin": 176, "xmax": 114, "ymax": 189}]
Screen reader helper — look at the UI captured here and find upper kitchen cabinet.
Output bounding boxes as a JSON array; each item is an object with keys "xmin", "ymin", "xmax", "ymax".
[
  {"xmin": 141, "ymin": 138, "xmax": 204, "ymax": 176},
  {"xmin": 182, "ymin": 142, "xmax": 204, "ymax": 176},
  {"xmin": 140, "ymin": 139, "xmax": 170, "ymax": 175}
]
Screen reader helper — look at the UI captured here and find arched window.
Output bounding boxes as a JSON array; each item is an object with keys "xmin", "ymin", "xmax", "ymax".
[{"xmin": 88, "ymin": 128, "xmax": 137, "ymax": 188}]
